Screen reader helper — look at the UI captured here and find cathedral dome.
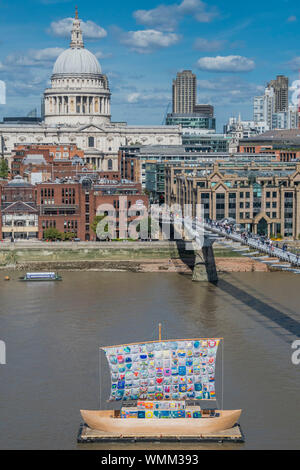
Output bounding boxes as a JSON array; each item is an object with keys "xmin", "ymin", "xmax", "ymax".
[
  {"xmin": 44, "ymin": 8, "xmax": 111, "ymax": 128},
  {"xmin": 53, "ymin": 47, "xmax": 101, "ymax": 75}
]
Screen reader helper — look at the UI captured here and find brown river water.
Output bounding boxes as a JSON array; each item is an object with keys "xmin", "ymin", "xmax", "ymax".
[{"xmin": 0, "ymin": 270, "xmax": 299, "ymax": 450}]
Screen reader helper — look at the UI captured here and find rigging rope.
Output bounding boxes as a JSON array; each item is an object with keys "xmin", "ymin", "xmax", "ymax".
[
  {"xmin": 221, "ymin": 339, "xmax": 224, "ymax": 410},
  {"xmin": 99, "ymin": 348, "xmax": 102, "ymax": 409}
]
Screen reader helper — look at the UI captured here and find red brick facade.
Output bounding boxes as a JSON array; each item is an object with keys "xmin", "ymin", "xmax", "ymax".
[
  {"xmin": 36, "ymin": 180, "xmax": 148, "ymax": 241},
  {"xmin": 1, "ymin": 144, "xmax": 148, "ymax": 241}
]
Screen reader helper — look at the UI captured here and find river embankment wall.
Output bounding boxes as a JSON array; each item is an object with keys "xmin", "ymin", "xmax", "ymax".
[{"xmin": 0, "ymin": 241, "xmax": 268, "ymax": 273}]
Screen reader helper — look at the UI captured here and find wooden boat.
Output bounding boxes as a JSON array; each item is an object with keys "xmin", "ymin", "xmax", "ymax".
[
  {"xmin": 80, "ymin": 325, "xmax": 242, "ymax": 437},
  {"xmin": 19, "ymin": 272, "xmax": 62, "ymax": 282},
  {"xmin": 81, "ymin": 409, "xmax": 241, "ymax": 436}
]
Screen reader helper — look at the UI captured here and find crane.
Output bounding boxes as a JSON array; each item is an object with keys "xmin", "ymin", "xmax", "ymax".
[{"xmin": 162, "ymin": 102, "xmax": 171, "ymax": 125}]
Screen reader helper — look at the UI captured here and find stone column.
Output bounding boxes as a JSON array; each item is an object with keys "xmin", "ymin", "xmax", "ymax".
[
  {"xmin": 225, "ymin": 191, "xmax": 229, "ymax": 218},
  {"xmin": 211, "ymin": 192, "xmax": 216, "ymax": 220},
  {"xmin": 192, "ymin": 238, "xmax": 218, "ymax": 283}
]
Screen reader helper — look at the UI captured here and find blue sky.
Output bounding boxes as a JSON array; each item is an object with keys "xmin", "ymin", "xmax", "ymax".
[{"xmin": 0, "ymin": 0, "xmax": 300, "ymax": 130}]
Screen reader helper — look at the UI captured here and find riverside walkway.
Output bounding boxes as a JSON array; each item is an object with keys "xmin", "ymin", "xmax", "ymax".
[{"xmin": 202, "ymin": 221, "xmax": 300, "ymax": 273}]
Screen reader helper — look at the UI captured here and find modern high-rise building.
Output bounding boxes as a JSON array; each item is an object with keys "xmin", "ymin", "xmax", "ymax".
[
  {"xmin": 253, "ymin": 86, "xmax": 275, "ymax": 129},
  {"xmin": 267, "ymin": 75, "xmax": 289, "ymax": 112},
  {"xmin": 253, "ymin": 75, "xmax": 296, "ymax": 130},
  {"xmin": 172, "ymin": 70, "xmax": 197, "ymax": 114},
  {"xmin": 168, "ymin": 70, "xmax": 215, "ymax": 130},
  {"xmin": 193, "ymin": 104, "xmax": 214, "ymax": 117}
]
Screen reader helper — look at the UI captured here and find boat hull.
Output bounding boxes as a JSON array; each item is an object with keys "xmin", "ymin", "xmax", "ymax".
[
  {"xmin": 19, "ymin": 279, "xmax": 62, "ymax": 282},
  {"xmin": 80, "ymin": 409, "xmax": 242, "ymax": 436}
]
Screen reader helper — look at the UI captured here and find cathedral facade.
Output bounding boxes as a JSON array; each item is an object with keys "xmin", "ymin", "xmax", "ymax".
[{"xmin": 0, "ymin": 11, "xmax": 181, "ymax": 171}]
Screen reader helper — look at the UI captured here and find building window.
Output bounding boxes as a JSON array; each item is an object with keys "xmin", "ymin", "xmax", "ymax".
[
  {"xmin": 108, "ymin": 159, "xmax": 113, "ymax": 170},
  {"xmin": 88, "ymin": 137, "xmax": 95, "ymax": 147}
]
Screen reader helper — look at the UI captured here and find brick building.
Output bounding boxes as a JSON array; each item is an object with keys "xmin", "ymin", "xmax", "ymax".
[
  {"xmin": 166, "ymin": 160, "xmax": 300, "ymax": 238},
  {"xmin": 9, "ymin": 143, "xmax": 121, "ymax": 183},
  {"xmin": 239, "ymin": 129, "xmax": 300, "ymax": 162},
  {"xmin": 36, "ymin": 178, "xmax": 148, "ymax": 241},
  {"xmin": 0, "ymin": 176, "xmax": 38, "ymax": 239}
]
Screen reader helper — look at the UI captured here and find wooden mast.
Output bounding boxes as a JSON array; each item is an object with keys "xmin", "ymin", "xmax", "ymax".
[{"xmin": 159, "ymin": 323, "xmax": 162, "ymax": 342}]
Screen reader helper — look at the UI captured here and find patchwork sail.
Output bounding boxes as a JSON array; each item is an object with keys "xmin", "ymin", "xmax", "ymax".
[{"xmin": 103, "ymin": 338, "xmax": 220, "ymax": 402}]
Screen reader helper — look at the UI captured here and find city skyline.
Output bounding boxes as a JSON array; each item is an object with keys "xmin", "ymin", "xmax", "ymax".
[{"xmin": 0, "ymin": 0, "xmax": 300, "ymax": 129}]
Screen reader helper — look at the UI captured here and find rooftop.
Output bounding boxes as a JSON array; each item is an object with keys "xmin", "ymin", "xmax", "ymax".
[{"xmin": 240, "ymin": 129, "xmax": 300, "ymax": 143}]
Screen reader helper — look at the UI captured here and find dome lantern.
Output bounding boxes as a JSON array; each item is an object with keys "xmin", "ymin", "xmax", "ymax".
[
  {"xmin": 70, "ymin": 6, "xmax": 84, "ymax": 49},
  {"xmin": 52, "ymin": 8, "xmax": 102, "ymax": 76}
]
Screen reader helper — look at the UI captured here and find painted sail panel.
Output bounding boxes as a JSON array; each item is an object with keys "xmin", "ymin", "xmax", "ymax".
[{"xmin": 103, "ymin": 339, "xmax": 220, "ymax": 402}]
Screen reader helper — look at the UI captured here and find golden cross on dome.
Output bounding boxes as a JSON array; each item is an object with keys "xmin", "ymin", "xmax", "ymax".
[{"xmin": 75, "ymin": 6, "xmax": 78, "ymax": 19}]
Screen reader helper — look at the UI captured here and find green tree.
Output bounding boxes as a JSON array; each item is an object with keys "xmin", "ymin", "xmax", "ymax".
[
  {"xmin": 62, "ymin": 232, "xmax": 75, "ymax": 241},
  {"xmin": 44, "ymin": 227, "xmax": 63, "ymax": 240},
  {"xmin": 0, "ymin": 159, "xmax": 9, "ymax": 179},
  {"xmin": 90, "ymin": 215, "xmax": 107, "ymax": 235}
]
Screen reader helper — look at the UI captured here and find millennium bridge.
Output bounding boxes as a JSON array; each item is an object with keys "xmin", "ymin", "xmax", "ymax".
[{"xmin": 153, "ymin": 209, "xmax": 300, "ymax": 282}]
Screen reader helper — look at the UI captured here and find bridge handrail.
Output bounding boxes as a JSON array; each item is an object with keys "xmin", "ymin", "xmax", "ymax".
[
  {"xmin": 203, "ymin": 222, "xmax": 300, "ymax": 267},
  {"xmin": 152, "ymin": 209, "xmax": 300, "ymax": 268}
]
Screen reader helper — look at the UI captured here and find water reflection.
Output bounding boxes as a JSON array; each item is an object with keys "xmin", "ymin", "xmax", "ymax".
[{"xmin": 0, "ymin": 271, "xmax": 299, "ymax": 450}]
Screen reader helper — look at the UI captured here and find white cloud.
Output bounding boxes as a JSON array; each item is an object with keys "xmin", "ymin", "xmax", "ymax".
[
  {"xmin": 194, "ymin": 38, "xmax": 227, "ymax": 52},
  {"xmin": 287, "ymin": 15, "xmax": 297, "ymax": 22},
  {"xmin": 196, "ymin": 76, "xmax": 263, "ymax": 105},
  {"xmin": 178, "ymin": 0, "xmax": 218, "ymax": 22},
  {"xmin": 133, "ymin": 5, "xmax": 178, "ymax": 32},
  {"xmin": 287, "ymin": 57, "xmax": 300, "ymax": 70},
  {"xmin": 94, "ymin": 51, "xmax": 112, "ymax": 59},
  {"xmin": 123, "ymin": 90, "xmax": 170, "ymax": 107},
  {"xmin": 120, "ymin": 29, "xmax": 180, "ymax": 53},
  {"xmin": 5, "ymin": 48, "xmax": 64, "ymax": 67},
  {"xmin": 127, "ymin": 93, "xmax": 141, "ymax": 103},
  {"xmin": 49, "ymin": 17, "xmax": 107, "ymax": 39},
  {"xmin": 133, "ymin": 0, "xmax": 218, "ymax": 32},
  {"xmin": 197, "ymin": 55, "xmax": 255, "ymax": 72},
  {"xmin": 0, "ymin": 47, "xmax": 62, "ymax": 104}
]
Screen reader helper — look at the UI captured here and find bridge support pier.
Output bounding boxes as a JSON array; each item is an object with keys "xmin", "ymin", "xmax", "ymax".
[{"xmin": 192, "ymin": 240, "xmax": 218, "ymax": 283}]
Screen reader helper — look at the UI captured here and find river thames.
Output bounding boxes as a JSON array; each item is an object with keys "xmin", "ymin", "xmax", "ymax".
[{"xmin": 0, "ymin": 271, "xmax": 299, "ymax": 450}]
